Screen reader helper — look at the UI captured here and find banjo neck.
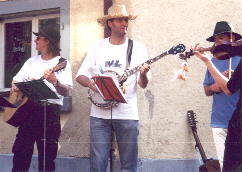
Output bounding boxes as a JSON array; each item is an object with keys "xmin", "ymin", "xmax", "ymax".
[
  {"xmin": 119, "ymin": 51, "xmax": 169, "ymax": 83},
  {"xmin": 88, "ymin": 44, "xmax": 185, "ymax": 109}
]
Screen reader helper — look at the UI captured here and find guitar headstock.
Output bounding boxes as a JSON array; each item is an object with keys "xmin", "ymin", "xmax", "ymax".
[
  {"xmin": 52, "ymin": 60, "xmax": 67, "ymax": 73},
  {"xmin": 187, "ymin": 110, "xmax": 197, "ymax": 130},
  {"xmin": 168, "ymin": 44, "xmax": 186, "ymax": 55}
]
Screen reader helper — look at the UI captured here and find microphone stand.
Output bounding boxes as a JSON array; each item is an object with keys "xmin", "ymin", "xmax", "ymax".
[
  {"xmin": 97, "ymin": 76, "xmax": 126, "ymax": 172},
  {"xmin": 12, "ymin": 79, "xmax": 59, "ymax": 171},
  {"xmin": 98, "ymin": 77, "xmax": 116, "ymax": 172},
  {"xmin": 109, "ymin": 106, "xmax": 115, "ymax": 172},
  {"xmin": 40, "ymin": 99, "xmax": 48, "ymax": 171}
]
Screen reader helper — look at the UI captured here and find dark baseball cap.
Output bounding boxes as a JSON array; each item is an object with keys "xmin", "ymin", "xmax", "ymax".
[{"xmin": 33, "ymin": 25, "xmax": 60, "ymax": 42}]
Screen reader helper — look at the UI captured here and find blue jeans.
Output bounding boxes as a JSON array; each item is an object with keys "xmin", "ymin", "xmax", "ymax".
[{"xmin": 90, "ymin": 116, "xmax": 139, "ymax": 172}]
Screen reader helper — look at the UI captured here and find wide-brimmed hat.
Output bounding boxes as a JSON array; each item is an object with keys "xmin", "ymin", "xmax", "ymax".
[
  {"xmin": 33, "ymin": 25, "xmax": 60, "ymax": 43},
  {"xmin": 206, "ymin": 21, "xmax": 242, "ymax": 42},
  {"xmin": 97, "ymin": 4, "xmax": 137, "ymax": 26}
]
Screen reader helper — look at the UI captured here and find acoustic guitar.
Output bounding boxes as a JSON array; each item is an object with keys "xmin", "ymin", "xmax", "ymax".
[
  {"xmin": 187, "ymin": 110, "xmax": 221, "ymax": 172},
  {"xmin": 3, "ymin": 60, "xmax": 67, "ymax": 127}
]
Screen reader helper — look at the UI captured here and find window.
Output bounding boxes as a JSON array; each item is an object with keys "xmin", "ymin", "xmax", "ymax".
[
  {"xmin": 4, "ymin": 21, "xmax": 32, "ymax": 87},
  {"xmin": 0, "ymin": 15, "xmax": 60, "ymax": 88}
]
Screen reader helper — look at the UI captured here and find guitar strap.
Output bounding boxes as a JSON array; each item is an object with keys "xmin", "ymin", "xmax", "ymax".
[{"xmin": 125, "ymin": 39, "xmax": 133, "ymax": 69}]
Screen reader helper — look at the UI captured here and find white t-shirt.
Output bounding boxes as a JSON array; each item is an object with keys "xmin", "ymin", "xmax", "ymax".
[
  {"xmin": 13, "ymin": 55, "xmax": 73, "ymax": 105},
  {"xmin": 76, "ymin": 37, "xmax": 150, "ymax": 120}
]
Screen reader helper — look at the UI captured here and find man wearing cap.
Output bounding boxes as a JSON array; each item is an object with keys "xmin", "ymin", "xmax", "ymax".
[
  {"xmin": 202, "ymin": 21, "xmax": 241, "ymax": 170},
  {"xmin": 10, "ymin": 25, "xmax": 73, "ymax": 172},
  {"xmin": 76, "ymin": 4, "xmax": 150, "ymax": 172}
]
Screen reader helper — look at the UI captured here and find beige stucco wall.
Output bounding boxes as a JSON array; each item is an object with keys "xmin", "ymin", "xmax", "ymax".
[
  {"xmin": 58, "ymin": 0, "xmax": 104, "ymax": 157},
  {"xmin": 0, "ymin": 0, "xmax": 241, "ymax": 161},
  {"xmin": 62, "ymin": 0, "xmax": 242, "ymax": 159}
]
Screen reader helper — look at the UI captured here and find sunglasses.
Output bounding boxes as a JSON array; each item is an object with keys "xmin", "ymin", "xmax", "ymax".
[{"xmin": 36, "ymin": 36, "xmax": 46, "ymax": 40}]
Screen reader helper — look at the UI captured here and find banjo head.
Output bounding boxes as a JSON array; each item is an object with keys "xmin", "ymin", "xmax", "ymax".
[
  {"xmin": 88, "ymin": 89, "xmax": 118, "ymax": 108},
  {"xmin": 88, "ymin": 70, "xmax": 121, "ymax": 109}
]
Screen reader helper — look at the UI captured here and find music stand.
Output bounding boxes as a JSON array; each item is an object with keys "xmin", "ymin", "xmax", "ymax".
[
  {"xmin": 14, "ymin": 79, "xmax": 59, "ymax": 102},
  {"xmin": 92, "ymin": 76, "xmax": 128, "ymax": 172},
  {"xmin": 15, "ymin": 79, "xmax": 59, "ymax": 171},
  {"xmin": 92, "ymin": 75, "xmax": 127, "ymax": 103}
]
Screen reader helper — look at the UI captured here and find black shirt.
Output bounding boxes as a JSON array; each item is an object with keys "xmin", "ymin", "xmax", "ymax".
[
  {"xmin": 227, "ymin": 59, "xmax": 241, "ymax": 120},
  {"xmin": 223, "ymin": 59, "xmax": 241, "ymax": 171}
]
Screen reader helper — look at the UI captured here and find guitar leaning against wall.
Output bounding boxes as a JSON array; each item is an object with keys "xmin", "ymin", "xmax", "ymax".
[
  {"xmin": 187, "ymin": 110, "xmax": 221, "ymax": 172},
  {"xmin": 2, "ymin": 60, "xmax": 67, "ymax": 127}
]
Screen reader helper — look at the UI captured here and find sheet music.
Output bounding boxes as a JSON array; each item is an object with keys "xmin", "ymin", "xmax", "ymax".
[{"xmin": 92, "ymin": 75, "xmax": 127, "ymax": 103}]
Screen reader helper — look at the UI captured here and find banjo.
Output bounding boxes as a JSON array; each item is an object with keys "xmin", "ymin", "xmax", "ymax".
[{"xmin": 88, "ymin": 44, "xmax": 186, "ymax": 108}]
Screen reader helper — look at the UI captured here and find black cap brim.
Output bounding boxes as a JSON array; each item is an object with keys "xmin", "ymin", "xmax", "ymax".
[
  {"xmin": 33, "ymin": 31, "xmax": 50, "ymax": 39},
  {"xmin": 206, "ymin": 32, "xmax": 242, "ymax": 42},
  {"xmin": 33, "ymin": 32, "xmax": 41, "ymax": 36}
]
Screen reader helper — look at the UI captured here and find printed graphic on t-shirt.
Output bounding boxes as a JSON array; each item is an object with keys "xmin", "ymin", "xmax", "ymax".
[{"xmin": 105, "ymin": 60, "xmax": 122, "ymax": 68}]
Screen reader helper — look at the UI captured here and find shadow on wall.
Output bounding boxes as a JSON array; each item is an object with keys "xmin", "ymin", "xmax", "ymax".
[
  {"xmin": 145, "ymin": 89, "xmax": 154, "ymax": 119},
  {"xmin": 58, "ymin": 53, "xmax": 92, "ymax": 157}
]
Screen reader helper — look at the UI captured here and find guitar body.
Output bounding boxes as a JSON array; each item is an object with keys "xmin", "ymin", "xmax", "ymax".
[
  {"xmin": 199, "ymin": 159, "xmax": 221, "ymax": 172},
  {"xmin": 3, "ymin": 92, "xmax": 28, "ymax": 127}
]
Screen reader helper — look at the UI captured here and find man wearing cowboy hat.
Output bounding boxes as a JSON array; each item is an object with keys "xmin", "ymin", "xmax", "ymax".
[
  {"xmin": 76, "ymin": 4, "xmax": 150, "ymax": 172},
  {"xmin": 202, "ymin": 21, "xmax": 241, "ymax": 170}
]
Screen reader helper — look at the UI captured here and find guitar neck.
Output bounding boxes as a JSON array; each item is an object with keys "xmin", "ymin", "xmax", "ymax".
[
  {"xmin": 39, "ymin": 68, "xmax": 56, "ymax": 80},
  {"xmin": 119, "ymin": 51, "xmax": 169, "ymax": 82},
  {"xmin": 38, "ymin": 60, "xmax": 67, "ymax": 81},
  {"xmin": 191, "ymin": 129, "xmax": 208, "ymax": 163}
]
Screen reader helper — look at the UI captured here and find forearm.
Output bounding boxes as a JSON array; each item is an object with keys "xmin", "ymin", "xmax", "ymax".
[
  {"xmin": 204, "ymin": 86, "xmax": 214, "ymax": 96},
  {"xmin": 76, "ymin": 75, "xmax": 96, "ymax": 90},
  {"xmin": 138, "ymin": 73, "xmax": 149, "ymax": 88},
  {"xmin": 204, "ymin": 84, "xmax": 220, "ymax": 96},
  {"xmin": 53, "ymin": 81, "xmax": 70, "ymax": 96},
  {"xmin": 204, "ymin": 60, "xmax": 231, "ymax": 95}
]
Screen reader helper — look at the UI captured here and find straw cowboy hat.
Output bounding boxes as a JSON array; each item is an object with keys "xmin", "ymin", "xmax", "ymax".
[
  {"xmin": 97, "ymin": 4, "xmax": 137, "ymax": 26},
  {"xmin": 206, "ymin": 21, "xmax": 242, "ymax": 42}
]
